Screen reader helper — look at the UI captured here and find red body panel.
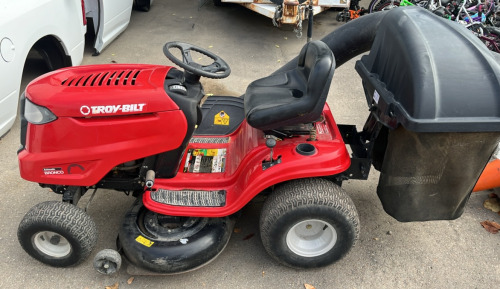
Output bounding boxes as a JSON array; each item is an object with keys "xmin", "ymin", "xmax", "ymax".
[
  {"xmin": 19, "ymin": 64, "xmax": 350, "ymax": 218},
  {"xmin": 19, "ymin": 64, "xmax": 188, "ymax": 186},
  {"xmin": 19, "ymin": 111, "xmax": 187, "ymax": 185},
  {"xmin": 26, "ymin": 64, "xmax": 179, "ymax": 117},
  {"xmin": 143, "ymin": 104, "xmax": 350, "ymax": 217}
]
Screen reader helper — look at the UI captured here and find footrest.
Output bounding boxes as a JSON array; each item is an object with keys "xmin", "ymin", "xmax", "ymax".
[{"xmin": 150, "ymin": 189, "xmax": 226, "ymax": 207}]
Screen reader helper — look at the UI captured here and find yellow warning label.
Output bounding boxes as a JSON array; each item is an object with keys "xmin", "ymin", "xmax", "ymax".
[
  {"xmin": 191, "ymin": 149, "xmax": 220, "ymax": 156},
  {"xmin": 135, "ymin": 235, "xmax": 154, "ymax": 247},
  {"xmin": 214, "ymin": 111, "xmax": 230, "ymax": 126},
  {"xmin": 206, "ymin": 149, "xmax": 219, "ymax": 156}
]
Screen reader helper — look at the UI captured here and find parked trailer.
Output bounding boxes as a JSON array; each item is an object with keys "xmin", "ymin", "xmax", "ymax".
[{"xmin": 214, "ymin": 0, "xmax": 350, "ymax": 37}]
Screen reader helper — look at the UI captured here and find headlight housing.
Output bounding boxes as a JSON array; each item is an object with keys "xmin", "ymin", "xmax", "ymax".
[{"xmin": 24, "ymin": 98, "xmax": 57, "ymax": 124}]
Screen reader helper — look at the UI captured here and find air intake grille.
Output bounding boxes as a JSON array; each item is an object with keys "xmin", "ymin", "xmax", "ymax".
[{"xmin": 61, "ymin": 70, "xmax": 142, "ymax": 87}]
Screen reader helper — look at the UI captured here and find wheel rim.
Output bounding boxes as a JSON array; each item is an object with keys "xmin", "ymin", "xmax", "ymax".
[
  {"xmin": 380, "ymin": 3, "xmax": 397, "ymax": 10},
  {"xmin": 376, "ymin": 1, "xmax": 400, "ymax": 11},
  {"xmin": 33, "ymin": 231, "xmax": 71, "ymax": 258},
  {"xmin": 286, "ymin": 219, "xmax": 337, "ymax": 257},
  {"xmin": 95, "ymin": 259, "xmax": 118, "ymax": 274}
]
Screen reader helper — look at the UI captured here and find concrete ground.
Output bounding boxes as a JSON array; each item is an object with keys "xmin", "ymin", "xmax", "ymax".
[{"xmin": 1, "ymin": 1, "xmax": 499, "ymax": 288}]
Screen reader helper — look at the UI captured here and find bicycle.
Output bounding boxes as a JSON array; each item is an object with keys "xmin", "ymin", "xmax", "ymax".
[
  {"xmin": 336, "ymin": 0, "xmax": 368, "ymax": 22},
  {"xmin": 368, "ymin": 0, "xmax": 428, "ymax": 13}
]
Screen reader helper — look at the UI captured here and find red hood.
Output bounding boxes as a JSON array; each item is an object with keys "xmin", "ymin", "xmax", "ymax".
[{"xmin": 25, "ymin": 64, "xmax": 179, "ymax": 117}]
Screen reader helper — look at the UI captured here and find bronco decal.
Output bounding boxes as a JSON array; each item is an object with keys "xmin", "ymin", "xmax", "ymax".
[{"xmin": 43, "ymin": 168, "xmax": 64, "ymax": 175}]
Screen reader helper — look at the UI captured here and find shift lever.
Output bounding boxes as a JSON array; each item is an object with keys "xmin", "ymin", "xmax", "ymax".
[
  {"xmin": 263, "ymin": 137, "xmax": 281, "ymax": 170},
  {"xmin": 266, "ymin": 138, "xmax": 276, "ymax": 161}
]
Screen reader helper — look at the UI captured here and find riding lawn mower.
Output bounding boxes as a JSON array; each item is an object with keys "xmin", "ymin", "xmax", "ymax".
[{"xmin": 16, "ymin": 8, "xmax": 500, "ymax": 274}]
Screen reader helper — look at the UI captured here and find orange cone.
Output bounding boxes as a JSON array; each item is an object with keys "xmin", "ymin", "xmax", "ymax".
[{"xmin": 473, "ymin": 159, "xmax": 500, "ymax": 192}]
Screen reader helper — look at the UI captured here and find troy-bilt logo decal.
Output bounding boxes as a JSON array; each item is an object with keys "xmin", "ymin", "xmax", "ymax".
[
  {"xmin": 43, "ymin": 168, "xmax": 64, "ymax": 175},
  {"xmin": 80, "ymin": 104, "xmax": 146, "ymax": 116}
]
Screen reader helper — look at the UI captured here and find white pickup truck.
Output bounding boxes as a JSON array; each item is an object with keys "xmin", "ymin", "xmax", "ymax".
[{"xmin": 0, "ymin": 0, "xmax": 143, "ymax": 138}]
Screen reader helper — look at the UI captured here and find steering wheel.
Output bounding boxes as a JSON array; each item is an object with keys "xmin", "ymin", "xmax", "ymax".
[{"xmin": 163, "ymin": 42, "xmax": 231, "ymax": 79}]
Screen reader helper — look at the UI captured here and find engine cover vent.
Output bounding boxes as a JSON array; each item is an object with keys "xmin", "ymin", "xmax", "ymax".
[{"xmin": 61, "ymin": 69, "xmax": 142, "ymax": 87}]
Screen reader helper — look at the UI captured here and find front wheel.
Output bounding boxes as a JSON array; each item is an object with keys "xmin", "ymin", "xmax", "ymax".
[
  {"xmin": 17, "ymin": 201, "xmax": 98, "ymax": 267},
  {"xmin": 369, "ymin": 0, "xmax": 400, "ymax": 12},
  {"xmin": 259, "ymin": 178, "xmax": 359, "ymax": 269}
]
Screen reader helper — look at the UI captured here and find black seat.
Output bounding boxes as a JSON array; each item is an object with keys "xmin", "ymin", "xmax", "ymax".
[{"xmin": 244, "ymin": 40, "xmax": 335, "ymax": 131}]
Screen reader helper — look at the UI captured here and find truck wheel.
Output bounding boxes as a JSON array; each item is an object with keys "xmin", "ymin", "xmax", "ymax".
[
  {"xmin": 17, "ymin": 201, "xmax": 98, "ymax": 267},
  {"xmin": 260, "ymin": 178, "xmax": 359, "ymax": 269},
  {"xmin": 93, "ymin": 249, "xmax": 122, "ymax": 275},
  {"xmin": 133, "ymin": 0, "xmax": 152, "ymax": 12}
]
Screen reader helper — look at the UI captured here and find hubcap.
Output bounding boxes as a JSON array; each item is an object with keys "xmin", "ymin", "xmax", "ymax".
[
  {"xmin": 33, "ymin": 231, "xmax": 71, "ymax": 258},
  {"xmin": 286, "ymin": 219, "xmax": 337, "ymax": 257}
]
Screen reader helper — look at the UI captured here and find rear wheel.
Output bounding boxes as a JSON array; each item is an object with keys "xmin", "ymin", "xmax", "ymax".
[
  {"xmin": 369, "ymin": 0, "xmax": 400, "ymax": 12},
  {"xmin": 259, "ymin": 178, "xmax": 359, "ymax": 269},
  {"xmin": 17, "ymin": 201, "xmax": 98, "ymax": 267}
]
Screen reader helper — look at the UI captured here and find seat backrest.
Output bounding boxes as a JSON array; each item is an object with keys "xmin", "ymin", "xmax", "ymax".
[
  {"xmin": 244, "ymin": 40, "xmax": 335, "ymax": 130},
  {"xmin": 298, "ymin": 41, "xmax": 336, "ymax": 118}
]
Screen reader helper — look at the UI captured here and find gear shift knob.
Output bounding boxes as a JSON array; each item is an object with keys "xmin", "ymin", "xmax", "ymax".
[{"xmin": 266, "ymin": 138, "xmax": 276, "ymax": 149}]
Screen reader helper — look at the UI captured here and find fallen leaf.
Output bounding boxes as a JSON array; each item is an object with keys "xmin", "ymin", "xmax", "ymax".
[
  {"xmin": 243, "ymin": 233, "xmax": 255, "ymax": 240},
  {"xmin": 480, "ymin": 220, "xmax": 500, "ymax": 234},
  {"xmin": 275, "ymin": 45, "xmax": 280, "ymax": 48},
  {"xmin": 233, "ymin": 228, "xmax": 241, "ymax": 233},
  {"xmin": 284, "ymin": 37, "xmax": 288, "ymax": 40},
  {"xmin": 105, "ymin": 282, "xmax": 119, "ymax": 289},
  {"xmin": 489, "ymin": 221, "xmax": 500, "ymax": 229},
  {"xmin": 304, "ymin": 284, "xmax": 316, "ymax": 289},
  {"xmin": 127, "ymin": 277, "xmax": 134, "ymax": 285},
  {"xmin": 262, "ymin": 271, "xmax": 265, "ymax": 277},
  {"xmin": 208, "ymin": 45, "xmax": 213, "ymax": 48},
  {"xmin": 483, "ymin": 198, "xmax": 500, "ymax": 213}
]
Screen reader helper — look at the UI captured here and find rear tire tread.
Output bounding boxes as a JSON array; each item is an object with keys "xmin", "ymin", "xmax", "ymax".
[{"xmin": 260, "ymin": 178, "xmax": 359, "ymax": 268}]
